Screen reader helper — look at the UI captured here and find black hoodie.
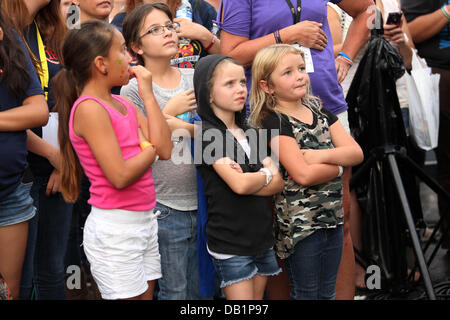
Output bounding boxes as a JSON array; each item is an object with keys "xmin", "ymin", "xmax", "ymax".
[{"xmin": 193, "ymin": 55, "xmax": 274, "ymax": 256}]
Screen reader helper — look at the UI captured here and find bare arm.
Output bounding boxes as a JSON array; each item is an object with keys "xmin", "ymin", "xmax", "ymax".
[
  {"xmin": 163, "ymin": 113, "xmax": 195, "ymax": 137},
  {"xmin": 212, "ymin": 157, "xmax": 267, "ymax": 195},
  {"xmin": 338, "ymin": 0, "xmax": 373, "ymax": 60},
  {"xmin": 0, "ymin": 94, "xmax": 48, "ymax": 131},
  {"xmin": 327, "ymin": 5, "xmax": 344, "ymax": 57},
  {"xmin": 74, "ymin": 100, "xmax": 158, "ymax": 190},
  {"xmin": 301, "ymin": 120, "xmax": 364, "ymax": 167},
  {"xmin": 26, "ymin": 130, "xmax": 60, "ymax": 170},
  {"xmin": 174, "ymin": 18, "xmax": 221, "ymax": 54},
  {"xmin": 406, "ymin": 4, "xmax": 450, "ymax": 44},
  {"xmin": 378, "ymin": 0, "xmax": 414, "ymax": 69},
  {"xmin": 270, "ymin": 135, "xmax": 340, "ymax": 187},
  {"xmin": 221, "ymin": 22, "xmax": 327, "ymax": 66},
  {"xmin": 335, "ymin": 0, "xmax": 373, "ymax": 83},
  {"xmin": 253, "ymin": 162, "xmax": 285, "ymax": 196},
  {"xmin": 130, "ymin": 66, "xmax": 173, "ymax": 160}
]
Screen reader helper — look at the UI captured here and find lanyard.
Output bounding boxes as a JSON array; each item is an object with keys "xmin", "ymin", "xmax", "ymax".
[
  {"xmin": 284, "ymin": 0, "xmax": 302, "ymax": 24},
  {"xmin": 26, "ymin": 21, "xmax": 49, "ymax": 100}
]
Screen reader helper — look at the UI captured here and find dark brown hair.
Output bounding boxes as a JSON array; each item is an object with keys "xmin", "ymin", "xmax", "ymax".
[
  {"xmin": 0, "ymin": 6, "xmax": 30, "ymax": 97},
  {"xmin": 122, "ymin": 2, "xmax": 173, "ymax": 66},
  {"xmin": 34, "ymin": 0, "xmax": 67, "ymax": 60},
  {"xmin": 53, "ymin": 20, "xmax": 116, "ymax": 202},
  {"xmin": 1, "ymin": 0, "xmax": 66, "ymax": 63}
]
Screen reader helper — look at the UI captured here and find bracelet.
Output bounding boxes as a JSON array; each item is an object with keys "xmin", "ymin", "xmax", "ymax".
[
  {"xmin": 337, "ymin": 165, "xmax": 344, "ymax": 178},
  {"xmin": 337, "ymin": 51, "xmax": 353, "ymax": 67},
  {"xmin": 204, "ymin": 35, "xmax": 216, "ymax": 51},
  {"xmin": 273, "ymin": 30, "xmax": 283, "ymax": 44},
  {"xmin": 259, "ymin": 168, "xmax": 273, "ymax": 186},
  {"xmin": 441, "ymin": 6, "xmax": 450, "ymax": 20},
  {"xmin": 140, "ymin": 141, "xmax": 154, "ymax": 151}
]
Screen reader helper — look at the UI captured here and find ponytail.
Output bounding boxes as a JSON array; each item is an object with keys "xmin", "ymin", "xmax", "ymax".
[
  {"xmin": 53, "ymin": 20, "xmax": 116, "ymax": 202},
  {"xmin": 53, "ymin": 68, "xmax": 82, "ymax": 203}
]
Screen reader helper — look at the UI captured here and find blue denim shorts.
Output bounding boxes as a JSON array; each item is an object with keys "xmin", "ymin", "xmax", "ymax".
[
  {"xmin": 0, "ymin": 182, "xmax": 35, "ymax": 227},
  {"xmin": 211, "ymin": 249, "xmax": 281, "ymax": 288}
]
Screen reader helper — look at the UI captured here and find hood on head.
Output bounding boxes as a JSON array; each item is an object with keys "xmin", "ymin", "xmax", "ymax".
[{"xmin": 194, "ymin": 54, "xmax": 246, "ymax": 131}]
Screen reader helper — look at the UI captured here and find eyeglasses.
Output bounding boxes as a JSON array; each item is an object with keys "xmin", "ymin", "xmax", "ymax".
[{"xmin": 140, "ymin": 22, "xmax": 180, "ymax": 38}]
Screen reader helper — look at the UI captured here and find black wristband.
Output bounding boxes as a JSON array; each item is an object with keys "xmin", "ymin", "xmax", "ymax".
[{"xmin": 273, "ymin": 30, "xmax": 282, "ymax": 44}]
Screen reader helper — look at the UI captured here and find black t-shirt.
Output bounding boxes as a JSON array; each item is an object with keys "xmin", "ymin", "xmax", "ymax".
[
  {"xmin": 261, "ymin": 107, "xmax": 338, "ymax": 143},
  {"xmin": 401, "ymin": 0, "xmax": 450, "ymax": 69},
  {"xmin": 196, "ymin": 125, "xmax": 274, "ymax": 256},
  {"xmin": 24, "ymin": 23, "xmax": 62, "ymax": 177}
]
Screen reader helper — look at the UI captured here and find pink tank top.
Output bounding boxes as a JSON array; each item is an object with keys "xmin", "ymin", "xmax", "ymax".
[{"xmin": 69, "ymin": 95, "xmax": 156, "ymax": 211}]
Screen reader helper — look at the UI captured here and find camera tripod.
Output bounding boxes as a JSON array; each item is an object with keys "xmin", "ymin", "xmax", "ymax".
[{"xmin": 351, "ymin": 142, "xmax": 450, "ymax": 300}]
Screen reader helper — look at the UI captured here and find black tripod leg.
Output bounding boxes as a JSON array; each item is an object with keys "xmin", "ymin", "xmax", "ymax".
[
  {"xmin": 387, "ymin": 154, "xmax": 436, "ymax": 300},
  {"xmin": 397, "ymin": 152, "xmax": 450, "ymax": 203}
]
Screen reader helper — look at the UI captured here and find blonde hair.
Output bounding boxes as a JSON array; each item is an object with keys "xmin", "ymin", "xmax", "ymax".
[{"xmin": 249, "ymin": 44, "xmax": 322, "ymax": 128}]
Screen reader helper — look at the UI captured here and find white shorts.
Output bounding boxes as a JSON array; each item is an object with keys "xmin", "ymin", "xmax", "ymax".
[
  {"xmin": 337, "ymin": 110, "xmax": 351, "ymax": 135},
  {"xmin": 83, "ymin": 206, "xmax": 161, "ymax": 300}
]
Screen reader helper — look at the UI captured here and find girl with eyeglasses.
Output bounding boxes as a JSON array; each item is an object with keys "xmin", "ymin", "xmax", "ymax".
[
  {"xmin": 111, "ymin": 0, "xmax": 219, "ymax": 69},
  {"xmin": 121, "ymin": 3, "xmax": 203, "ymax": 300}
]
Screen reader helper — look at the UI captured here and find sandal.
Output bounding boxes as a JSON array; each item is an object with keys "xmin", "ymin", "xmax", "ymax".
[{"xmin": 0, "ymin": 277, "xmax": 12, "ymax": 300}]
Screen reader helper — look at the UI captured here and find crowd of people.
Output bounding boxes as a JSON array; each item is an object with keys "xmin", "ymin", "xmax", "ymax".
[{"xmin": 0, "ymin": 0, "xmax": 448, "ymax": 301}]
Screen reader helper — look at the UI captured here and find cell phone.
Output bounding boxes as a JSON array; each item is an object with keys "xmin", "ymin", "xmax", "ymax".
[{"xmin": 386, "ymin": 11, "xmax": 403, "ymax": 25}]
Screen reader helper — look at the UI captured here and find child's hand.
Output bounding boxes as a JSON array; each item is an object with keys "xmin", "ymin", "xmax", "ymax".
[
  {"xmin": 262, "ymin": 157, "xmax": 280, "ymax": 176},
  {"xmin": 163, "ymin": 89, "xmax": 197, "ymax": 117},
  {"xmin": 229, "ymin": 161, "xmax": 243, "ymax": 174},
  {"xmin": 46, "ymin": 169, "xmax": 61, "ymax": 196},
  {"xmin": 173, "ymin": 18, "xmax": 209, "ymax": 42},
  {"xmin": 129, "ymin": 66, "xmax": 154, "ymax": 102}
]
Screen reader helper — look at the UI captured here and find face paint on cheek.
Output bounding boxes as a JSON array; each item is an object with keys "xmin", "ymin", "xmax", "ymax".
[{"xmin": 120, "ymin": 68, "xmax": 126, "ymax": 79}]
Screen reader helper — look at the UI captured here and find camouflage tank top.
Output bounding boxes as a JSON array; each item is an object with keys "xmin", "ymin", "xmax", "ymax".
[{"xmin": 273, "ymin": 109, "xmax": 344, "ymax": 259}]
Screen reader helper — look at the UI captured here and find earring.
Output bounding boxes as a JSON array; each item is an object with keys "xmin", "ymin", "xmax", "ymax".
[{"xmin": 103, "ymin": 69, "xmax": 108, "ymax": 76}]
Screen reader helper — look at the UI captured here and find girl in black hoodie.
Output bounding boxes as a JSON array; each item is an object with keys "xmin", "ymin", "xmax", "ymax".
[{"xmin": 194, "ymin": 54, "xmax": 283, "ymax": 300}]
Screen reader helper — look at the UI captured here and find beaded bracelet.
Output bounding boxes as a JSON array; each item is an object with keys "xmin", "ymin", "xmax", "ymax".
[
  {"xmin": 441, "ymin": 5, "xmax": 450, "ymax": 20},
  {"xmin": 337, "ymin": 51, "xmax": 353, "ymax": 67}
]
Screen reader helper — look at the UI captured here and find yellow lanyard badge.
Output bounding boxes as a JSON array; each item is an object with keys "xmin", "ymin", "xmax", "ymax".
[{"xmin": 35, "ymin": 21, "xmax": 49, "ymax": 100}]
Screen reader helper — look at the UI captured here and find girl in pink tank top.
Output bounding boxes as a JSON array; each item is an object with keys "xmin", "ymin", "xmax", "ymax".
[{"xmin": 52, "ymin": 21, "xmax": 172, "ymax": 300}]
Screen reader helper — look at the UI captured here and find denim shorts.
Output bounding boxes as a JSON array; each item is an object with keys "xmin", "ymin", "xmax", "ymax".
[
  {"xmin": 211, "ymin": 248, "xmax": 281, "ymax": 288},
  {"xmin": 0, "ymin": 182, "xmax": 35, "ymax": 227}
]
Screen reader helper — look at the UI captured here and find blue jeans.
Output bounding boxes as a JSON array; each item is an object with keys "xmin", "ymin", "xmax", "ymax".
[
  {"xmin": 19, "ymin": 176, "xmax": 73, "ymax": 300},
  {"xmin": 155, "ymin": 202, "xmax": 202, "ymax": 300},
  {"xmin": 285, "ymin": 225, "xmax": 344, "ymax": 300}
]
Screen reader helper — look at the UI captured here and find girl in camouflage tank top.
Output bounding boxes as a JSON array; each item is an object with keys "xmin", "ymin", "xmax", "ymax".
[{"xmin": 249, "ymin": 45, "xmax": 364, "ymax": 299}]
